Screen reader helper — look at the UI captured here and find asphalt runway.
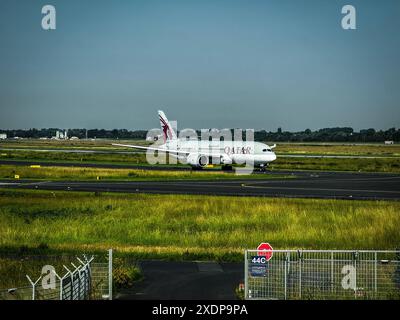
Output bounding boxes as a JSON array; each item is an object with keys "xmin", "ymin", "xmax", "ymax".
[
  {"xmin": 0, "ymin": 169, "xmax": 399, "ymax": 200},
  {"xmin": 116, "ymin": 260, "xmax": 243, "ymax": 300}
]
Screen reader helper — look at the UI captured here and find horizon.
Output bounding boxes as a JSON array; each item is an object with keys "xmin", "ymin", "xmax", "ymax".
[{"xmin": 0, "ymin": 125, "xmax": 397, "ymax": 133}]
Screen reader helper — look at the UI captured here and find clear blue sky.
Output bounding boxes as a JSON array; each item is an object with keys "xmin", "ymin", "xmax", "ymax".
[{"xmin": 0, "ymin": 0, "xmax": 399, "ymax": 131}]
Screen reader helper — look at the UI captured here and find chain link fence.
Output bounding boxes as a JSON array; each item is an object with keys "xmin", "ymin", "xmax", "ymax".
[
  {"xmin": 0, "ymin": 249, "xmax": 112, "ymax": 300},
  {"xmin": 245, "ymin": 250, "xmax": 400, "ymax": 300},
  {"xmin": 91, "ymin": 249, "xmax": 112, "ymax": 300}
]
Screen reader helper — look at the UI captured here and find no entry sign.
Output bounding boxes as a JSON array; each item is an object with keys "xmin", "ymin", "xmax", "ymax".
[{"xmin": 257, "ymin": 243, "xmax": 273, "ymax": 261}]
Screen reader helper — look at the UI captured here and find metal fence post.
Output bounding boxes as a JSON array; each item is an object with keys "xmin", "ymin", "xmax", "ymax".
[
  {"xmin": 354, "ymin": 251, "xmax": 358, "ymax": 299},
  {"xmin": 244, "ymin": 250, "xmax": 248, "ymax": 300},
  {"xmin": 87, "ymin": 259, "xmax": 92, "ymax": 299},
  {"xmin": 77, "ymin": 258, "xmax": 87, "ymax": 300},
  {"xmin": 63, "ymin": 266, "xmax": 74, "ymax": 300},
  {"xmin": 284, "ymin": 254, "xmax": 287, "ymax": 300},
  {"xmin": 26, "ymin": 275, "xmax": 41, "ymax": 301},
  {"xmin": 59, "ymin": 274, "xmax": 68, "ymax": 300},
  {"xmin": 331, "ymin": 251, "xmax": 334, "ymax": 294},
  {"xmin": 298, "ymin": 250, "xmax": 302, "ymax": 299},
  {"xmin": 108, "ymin": 248, "xmax": 113, "ymax": 300},
  {"xmin": 52, "ymin": 270, "xmax": 62, "ymax": 300},
  {"xmin": 374, "ymin": 251, "xmax": 377, "ymax": 297}
]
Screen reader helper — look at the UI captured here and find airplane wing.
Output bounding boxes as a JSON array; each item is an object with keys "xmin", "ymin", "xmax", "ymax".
[
  {"xmin": 112, "ymin": 143, "xmax": 224, "ymax": 158},
  {"xmin": 112, "ymin": 143, "xmax": 188, "ymax": 154}
]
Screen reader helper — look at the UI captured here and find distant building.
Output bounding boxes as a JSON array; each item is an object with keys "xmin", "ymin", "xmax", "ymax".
[
  {"xmin": 0, "ymin": 133, "xmax": 6, "ymax": 140},
  {"xmin": 385, "ymin": 141, "xmax": 394, "ymax": 145},
  {"xmin": 52, "ymin": 130, "xmax": 68, "ymax": 140},
  {"xmin": 70, "ymin": 136, "xmax": 79, "ymax": 140}
]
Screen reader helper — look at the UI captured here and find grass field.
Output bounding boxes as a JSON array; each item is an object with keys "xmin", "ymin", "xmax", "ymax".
[
  {"xmin": 1, "ymin": 151, "xmax": 400, "ymax": 173},
  {"xmin": 0, "ymin": 139, "xmax": 149, "ymax": 151},
  {"xmin": 0, "ymin": 189, "xmax": 398, "ymax": 262},
  {"xmin": 0, "ymin": 149, "xmax": 147, "ymax": 164},
  {"xmin": 276, "ymin": 143, "xmax": 400, "ymax": 157},
  {"xmin": 272, "ymin": 157, "xmax": 400, "ymax": 173},
  {"xmin": 2, "ymin": 140, "xmax": 400, "ymax": 157},
  {"xmin": 1, "ymin": 140, "xmax": 400, "ymax": 173}
]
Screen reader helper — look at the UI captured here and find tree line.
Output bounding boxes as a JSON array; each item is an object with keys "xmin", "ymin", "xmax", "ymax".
[{"xmin": 0, "ymin": 127, "xmax": 399, "ymax": 142}]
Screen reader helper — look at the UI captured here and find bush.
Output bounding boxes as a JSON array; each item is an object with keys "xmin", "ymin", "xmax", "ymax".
[{"xmin": 112, "ymin": 258, "xmax": 142, "ymax": 289}]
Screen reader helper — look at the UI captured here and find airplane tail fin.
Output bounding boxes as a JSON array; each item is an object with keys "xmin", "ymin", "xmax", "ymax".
[{"xmin": 158, "ymin": 110, "xmax": 177, "ymax": 142}]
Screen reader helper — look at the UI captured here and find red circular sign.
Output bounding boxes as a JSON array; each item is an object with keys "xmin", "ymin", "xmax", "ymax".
[{"xmin": 257, "ymin": 243, "xmax": 273, "ymax": 261}]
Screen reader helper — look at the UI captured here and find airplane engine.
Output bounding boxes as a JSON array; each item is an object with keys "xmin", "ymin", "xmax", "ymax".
[{"xmin": 186, "ymin": 153, "xmax": 209, "ymax": 168}]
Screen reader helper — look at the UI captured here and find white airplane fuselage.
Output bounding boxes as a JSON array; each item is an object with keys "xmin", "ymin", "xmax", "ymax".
[{"xmin": 159, "ymin": 140, "xmax": 277, "ymax": 167}]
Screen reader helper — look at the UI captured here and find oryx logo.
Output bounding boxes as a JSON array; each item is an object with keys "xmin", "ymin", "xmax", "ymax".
[{"xmin": 159, "ymin": 115, "xmax": 171, "ymax": 142}]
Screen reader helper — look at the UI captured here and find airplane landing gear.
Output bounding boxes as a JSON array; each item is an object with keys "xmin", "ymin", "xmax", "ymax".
[{"xmin": 222, "ymin": 165, "xmax": 233, "ymax": 171}]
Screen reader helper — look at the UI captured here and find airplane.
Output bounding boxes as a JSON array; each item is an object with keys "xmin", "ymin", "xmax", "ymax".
[{"xmin": 112, "ymin": 111, "xmax": 277, "ymax": 170}]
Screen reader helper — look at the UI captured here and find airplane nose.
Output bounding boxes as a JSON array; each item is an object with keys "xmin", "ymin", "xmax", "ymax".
[{"xmin": 272, "ymin": 153, "xmax": 277, "ymax": 161}]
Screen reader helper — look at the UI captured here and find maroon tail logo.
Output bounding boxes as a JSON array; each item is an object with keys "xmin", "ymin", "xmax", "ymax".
[{"xmin": 159, "ymin": 115, "xmax": 172, "ymax": 142}]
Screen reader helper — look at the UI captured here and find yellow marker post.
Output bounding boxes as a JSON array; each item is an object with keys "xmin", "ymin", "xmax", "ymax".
[
  {"xmin": 97, "ymin": 176, "xmax": 100, "ymax": 180},
  {"xmin": 14, "ymin": 175, "xmax": 20, "ymax": 179},
  {"xmin": 30, "ymin": 165, "xmax": 41, "ymax": 168}
]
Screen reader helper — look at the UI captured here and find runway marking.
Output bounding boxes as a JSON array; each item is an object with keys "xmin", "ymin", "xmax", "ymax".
[
  {"xmin": 242, "ymin": 176, "xmax": 400, "ymax": 185},
  {"xmin": 242, "ymin": 184, "xmax": 400, "ymax": 194},
  {"xmin": 12, "ymin": 180, "xmax": 399, "ymax": 195},
  {"xmin": 154, "ymin": 181, "xmax": 400, "ymax": 195},
  {"xmin": 58, "ymin": 181, "xmax": 400, "ymax": 196},
  {"xmin": 279, "ymin": 154, "xmax": 399, "ymax": 159},
  {"xmin": 18, "ymin": 181, "xmax": 51, "ymax": 186},
  {"xmin": 0, "ymin": 181, "xmax": 52, "ymax": 188}
]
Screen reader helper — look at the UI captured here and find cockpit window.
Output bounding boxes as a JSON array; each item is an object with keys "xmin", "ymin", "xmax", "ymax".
[
  {"xmin": 262, "ymin": 149, "xmax": 267, "ymax": 152},
  {"xmin": 263, "ymin": 148, "xmax": 272, "ymax": 152}
]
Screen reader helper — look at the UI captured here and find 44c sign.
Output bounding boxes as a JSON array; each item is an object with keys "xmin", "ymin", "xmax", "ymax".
[
  {"xmin": 251, "ymin": 256, "xmax": 269, "ymax": 264},
  {"xmin": 249, "ymin": 243, "xmax": 274, "ymax": 277}
]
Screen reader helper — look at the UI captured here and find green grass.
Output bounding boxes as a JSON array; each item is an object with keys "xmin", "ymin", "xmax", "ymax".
[
  {"xmin": 2, "ymin": 145, "xmax": 400, "ymax": 173},
  {"xmin": 271, "ymin": 157, "xmax": 400, "ymax": 173},
  {"xmin": 0, "ymin": 150, "xmax": 147, "ymax": 164},
  {"xmin": 2, "ymin": 140, "xmax": 400, "ymax": 156},
  {"xmin": 0, "ymin": 139, "xmax": 149, "ymax": 150},
  {"xmin": 0, "ymin": 165, "xmax": 291, "ymax": 181},
  {"xmin": 0, "ymin": 189, "xmax": 398, "ymax": 262},
  {"xmin": 275, "ymin": 143, "xmax": 400, "ymax": 157}
]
